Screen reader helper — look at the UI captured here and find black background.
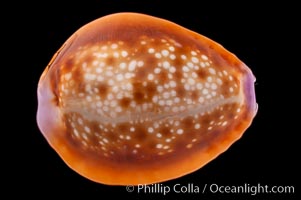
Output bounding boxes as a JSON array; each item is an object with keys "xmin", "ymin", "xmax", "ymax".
[{"xmin": 7, "ymin": 0, "xmax": 298, "ymax": 199}]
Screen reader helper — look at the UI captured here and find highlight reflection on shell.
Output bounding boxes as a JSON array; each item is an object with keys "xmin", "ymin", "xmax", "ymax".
[{"xmin": 37, "ymin": 13, "xmax": 257, "ymax": 185}]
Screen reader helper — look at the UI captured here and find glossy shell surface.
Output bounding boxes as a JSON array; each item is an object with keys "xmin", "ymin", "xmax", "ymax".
[{"xmin": 37, "ymin": 13, "xmax": 257, "ymax": 185}]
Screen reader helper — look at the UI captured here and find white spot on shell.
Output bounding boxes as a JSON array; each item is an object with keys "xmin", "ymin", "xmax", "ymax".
[
  {"xmin": 148, "ymin": 74, "xmax": 154, "ymax": 80},
  {"xmin": 201, "ymin": 55, "xmax": 208, "ymax": 60},
  {"xmin": 194, "ymin": 123, "xmax": 201, "ymax": 129},
  {"xmin": 121, "ymin": 51, "xmax": 128, "ymax": 57},
  {"xmin": 209, "ymin": 68, "xmax": 216, "ymax": 75},
  {"xmin": 128, "ymin": 60, "xmax": 137, "ymax": 71},
  {"xmin": 161, "ymin": 50, "xmax": 169, "ymax": 57},
  {"xmin": 148, "ymin": 48, "xmax": 155, "ymax": 53},
  {"xmin": 148, "ymin": 127, "xmax": 154, "ymax": 133},
  {"xmin": 176, "ymin": 129, "xmax": 183, "ymax": 135}
]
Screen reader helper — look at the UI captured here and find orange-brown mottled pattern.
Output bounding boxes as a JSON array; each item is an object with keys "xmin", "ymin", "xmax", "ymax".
[
  {"xmin": 37, "ymin": 13, "xmax": 256, "ymax": 185},
  {"xmin": 54, "ymin": 36, "xmax": 244, "ymax": 163}
]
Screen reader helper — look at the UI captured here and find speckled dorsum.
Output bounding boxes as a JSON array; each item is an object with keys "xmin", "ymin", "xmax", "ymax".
[{"xmin": 37, "ymin": 13, "xmax": 257, "ymax": 185}]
